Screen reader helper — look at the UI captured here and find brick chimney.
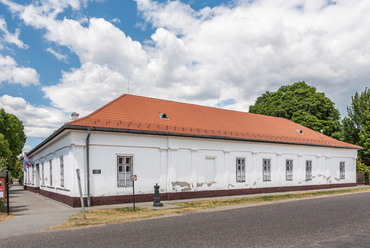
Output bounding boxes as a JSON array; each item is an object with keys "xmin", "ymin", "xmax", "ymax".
[{"xmin": 71, "ymin": 112, "xmax": 79, "ymax": 120}]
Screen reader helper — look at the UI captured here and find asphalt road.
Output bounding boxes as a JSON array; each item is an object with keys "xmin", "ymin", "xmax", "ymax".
[{"xmin": 1, "ymin": 192, "xmax": 370, "ymax": 248}]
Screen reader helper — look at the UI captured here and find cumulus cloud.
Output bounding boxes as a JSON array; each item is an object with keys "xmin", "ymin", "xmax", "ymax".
[
  {"xmin": 2, "ymin": 0, "xmax": 370, "ymax": 118},
  {"xmin": 0, "ymin": 17, "xmax": 28, "ymax": 49},
  {"xmin": 0, "ymin": 95, "xmax": 68, "ymax": 138},
  {"xmin": 0, "ymin": 54, "xmax": 39, "ymax": 86},
  {"xmin": 42, "ymin": 62, "xmax": 127, "ymax": 113}
]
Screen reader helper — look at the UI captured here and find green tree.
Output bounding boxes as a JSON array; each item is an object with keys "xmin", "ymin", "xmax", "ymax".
[
  {"xmin": 0, "ymin": 133, "xmax": 11, "ymax": 173},
  {"xmin": 249, "ymin": 82, "xmax": 341, "ymax": 138},
  {"xmin": 342, "ymin": 88, "xmax": 370, "ymax": 165},
  {"xmin": 0, "ymin": 109, "xmax": 26, "ymax": 178}
]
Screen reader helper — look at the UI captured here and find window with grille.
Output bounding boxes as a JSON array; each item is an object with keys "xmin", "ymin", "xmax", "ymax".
[
  {"xmin": 41, "ymin": 163, "xmax": 44, "ymax": 185},
  {"xmin": 32, "ymin": 165, "xmax": 34, "ymax": 184},
  {"xmin": 236, "ymin": 158, "xmax": 246, "ymax": 182},
  {"xmin": 263, "ymin": 159, "xmax": 271, "ymax": 182},
  {"xmin": 306, "ymin": 160, "xmax": 312, "ymax": 180},
  {"xmin": 60, "ymin": 156, "xmax": 64, "ymax": 187},
  {"xmin": 286, "ymin": 160, "xmax": 293, "ymax": 181},
  {"xmin": 117, "ymin": 156, "xmax": 133, "ymax": 187},
  {"xmin": 50, "ymin": 160, "xmax": 53, "ymax": 186},
  {"xmin": 340, "ymin": 162, "xmax": 345, "ymax": 179}
]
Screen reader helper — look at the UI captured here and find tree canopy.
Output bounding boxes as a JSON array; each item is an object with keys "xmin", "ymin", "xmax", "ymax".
[
  {"xmin": 248, "ymin": 81, "xmax": 341, "ymax": 138},
  {"xmin": 342, "ymin": 88, "xmax": 370, "ymax": 165},
  {"xmin": 0, "ymin": 108, "xmax": 26, "ymax": 177}
]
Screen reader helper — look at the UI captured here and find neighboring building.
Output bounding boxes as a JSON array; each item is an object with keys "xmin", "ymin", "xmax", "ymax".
[{"xmin": 24, "ymin": 94, "xmax": 361, "ymax": 207}]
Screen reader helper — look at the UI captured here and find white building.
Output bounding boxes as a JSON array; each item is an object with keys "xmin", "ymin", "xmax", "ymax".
[{"xmin": 25, "ymin": 94, "xmax": 360, "ymax": 207}]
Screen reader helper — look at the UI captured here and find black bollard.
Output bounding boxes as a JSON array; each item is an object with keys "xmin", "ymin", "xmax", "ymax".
[{"xmin": 153, "ymin": 183, "xmax": 163, "ymax": 207}]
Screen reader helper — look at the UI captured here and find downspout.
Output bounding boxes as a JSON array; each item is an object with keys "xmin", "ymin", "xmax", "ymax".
[{"xmin": 86, "ymin": 127, "xmax": 91, "ymax": 207}]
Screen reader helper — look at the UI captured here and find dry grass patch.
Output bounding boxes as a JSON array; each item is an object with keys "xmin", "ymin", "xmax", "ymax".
[
  {"xmin": 0, "ymin": 213, "xmax": 13, "ymax": 223},
  {"xmin": 47, "ymin": 207, "xmax": 184, "ymax": 230},
  {"xmin": 49, "ymin": 187, "xmax": 370, "ymax": 230},
  {"xmin": 174, "ymin": 187, "xmax": 370, "ymax": 209}
]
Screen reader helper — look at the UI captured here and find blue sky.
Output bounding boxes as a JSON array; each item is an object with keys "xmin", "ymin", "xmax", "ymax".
[{"xmin": 0, "ymin": 0, "xmax": 370, "ymax": 152}]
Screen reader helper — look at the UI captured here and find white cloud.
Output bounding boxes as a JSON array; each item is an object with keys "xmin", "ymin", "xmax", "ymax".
[
  {"xmin": 0, "ymin": 95, "xmax": 68, "ymax": 138},
  {"xmin": 110, "ymin": 18, "xmax": 121, "ymax": 24},
  {"xmin": 42, "ymin": 62, "xmax": 127, "ymax": 113},
  {"xmin": 0, "ymin": 54, "xmax": 39, "ymax": 86},
  {"xmin": 46, "ymin": 47, "xmax": 68, "ymax": 62},
  {"xmin": 0, "ymin": 17, "xmax": 28, "ymax": 49},
  {"xmin": 2, "ymin": 0, "xmax": 370, "ymax": 118}
]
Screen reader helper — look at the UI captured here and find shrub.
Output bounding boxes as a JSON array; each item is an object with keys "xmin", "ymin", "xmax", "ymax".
[{"xmin": 357, "ymin": 159, "xmax": 370, "ymax": 185}]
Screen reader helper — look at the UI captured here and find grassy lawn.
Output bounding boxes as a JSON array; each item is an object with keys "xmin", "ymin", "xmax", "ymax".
[{"xmin": 48, "ymin": 187, "xmax": 370, "ymax": 231}]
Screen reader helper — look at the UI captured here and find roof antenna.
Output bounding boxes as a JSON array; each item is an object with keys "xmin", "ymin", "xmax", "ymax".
[{"xmin": 218, "ymin": 94, "xmax": 220, "ymax": 108}]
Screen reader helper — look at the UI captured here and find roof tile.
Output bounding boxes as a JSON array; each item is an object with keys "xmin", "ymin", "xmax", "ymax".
[{"xmin": 66, "ymin": 94, "xmax": 360, "ymax": 149}]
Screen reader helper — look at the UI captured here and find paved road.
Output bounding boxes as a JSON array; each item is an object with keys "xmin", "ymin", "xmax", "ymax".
[{"xmin": 1, "ymin": 191, "xmax": 369, "ymax": 247}]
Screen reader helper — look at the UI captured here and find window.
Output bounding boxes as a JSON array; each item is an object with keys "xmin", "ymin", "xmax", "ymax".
[
  {"xmin": 263, "ymin": 159, "xmax": 271, "ymax": 182},
  {"xmin": 32, "ymin": 165, "xmax": 34, "ymax": 184},
  {"xmin": 41, "ymin": 163, "xmax": 44, "ymax": 185},
  {"xmin": 60, "ymin": 156, "xmax": 64, "ymax": 187},
  {"xmin": 236, "ymin": 158, "xmax": 246, "ymax": 182},
  {"xmin": 49, "ymin": 160, "xmax": 53, "ymax": 186},
  {"xmin": 286, "ymin": 160, "xmax": 293, "ymax": 181},
  {"xmin": 306, "ymin": 160, "xmax": 312, "ymax": 180},
  {"xmin": 117, "ymin": 156, "xmax": 133, "ymax": 187},
  {"xmin": 340, "ymin": 162, "xmax": 345, "ymax": 179}
]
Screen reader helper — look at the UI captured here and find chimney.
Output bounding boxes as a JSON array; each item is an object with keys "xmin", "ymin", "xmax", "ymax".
[
  {"xmin": 71, "ymin": 112, "xmax": 79, "ymax": 120},
  {"xmin": 320, "ymin": 129, "xmax": 323, "ymax": 139}
]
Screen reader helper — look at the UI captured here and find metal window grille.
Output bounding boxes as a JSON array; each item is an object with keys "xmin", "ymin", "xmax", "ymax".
[
  {"xmin": 263, "ymin": 159, "xmax": 271, "ymax": 181},
  {"xmin": 286, "ymin": 160, "xmax": 293, "ymax": 181},
  {"xmin": 42, "ymin": 163, "xmax": 44, "ymax": 185},
  {"xmin": 50, "ymin": 160, "xmax": 53, "ymax": 186},
  {"xmin": 340, "ymin": 162, "xmax": 345, "ymax": 179},
  {"xmin": 60, "ymin": 156, "xmax": 64, "ymax": 187},
  {"xmin": 306, "ymin": 161, "xmax": 312, "ymax": 180},
  {"xmin": 117, "ymin": 156, "xmax": 133, "ymax": 187},
  {"xmin": 236, "ymin": 158, "xmax": 246, "ymax": 182},
  {"xmin": 32, "ymin": 165, "xmax": 34, "ymax": 184}
]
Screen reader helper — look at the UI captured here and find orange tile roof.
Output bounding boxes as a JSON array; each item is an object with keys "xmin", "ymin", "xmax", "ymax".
[{"xmin": 66, "ymin": 94, "xmax": 360, "ymax": 149}]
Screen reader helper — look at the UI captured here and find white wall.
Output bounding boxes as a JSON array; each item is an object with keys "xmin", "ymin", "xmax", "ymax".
[{"xmin": 27, "ymin": 129, "xmax": 358, "ymax": 198}]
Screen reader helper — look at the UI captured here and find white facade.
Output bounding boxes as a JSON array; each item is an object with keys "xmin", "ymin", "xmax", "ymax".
[{"xmin": 25, "ymin": 129, "xmax": 357, "ymax": 202}]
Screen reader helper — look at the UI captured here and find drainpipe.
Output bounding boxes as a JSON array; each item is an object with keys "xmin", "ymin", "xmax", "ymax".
[{"xmin": 86, "ymin": 127, "xmax": 91, "ymax": 207}]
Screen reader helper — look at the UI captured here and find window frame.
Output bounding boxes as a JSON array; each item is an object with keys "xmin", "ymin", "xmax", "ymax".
[
  {"xmin": 236, "ymin": 158, "xmax": 246, "ymax": 182},
  {"xmin": 263, "ymin": 159, "xmax": 271, "ymax": 182},
  {"xmin": 49, "ymin": 159, "xmax": 53, "ymax": 186},
  {"xmin": 340, "ymin": 162, "xmax": 345, "ymax": 179},
  {"xmin": 117, "ymin": 156, "xmax": 133, "ymax": 187},
  {"xmin": 41, "ymin": 162, "xmax": 44, "ymax": 186},
  {"xmin": 32, "ymin": 164, "xmax": 35, "ymax": 184},
  {"xmin": 60, "ymin": 156, "xmax": 64, "ymax": 188},
  {"xmin": 286, "ymin": 160, "xmax": 293, "ymax": 181},
  {"xmin": 306, "ymin": 160, "xmax": 312, "ymax": 181}
]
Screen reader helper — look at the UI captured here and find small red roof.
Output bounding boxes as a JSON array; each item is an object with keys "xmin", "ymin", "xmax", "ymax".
[{"xmin": 66, "ymin": 94, "xmax": 360, "ymax": 149}]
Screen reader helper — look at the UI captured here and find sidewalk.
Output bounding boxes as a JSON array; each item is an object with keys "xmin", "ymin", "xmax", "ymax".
[
  {"xmin": 0, "ymin": 184, "xmax": 369, "ymax": 238},
  {"xmin": 0, "ymin": 184, "xmax": 79, "ymax": 238}
]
